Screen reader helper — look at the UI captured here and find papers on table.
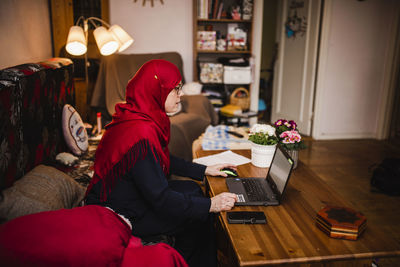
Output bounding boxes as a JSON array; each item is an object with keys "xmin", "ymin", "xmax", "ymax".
[{"xmin": 193, "ymin": 150, "xmax": 251, "ymax": 166}]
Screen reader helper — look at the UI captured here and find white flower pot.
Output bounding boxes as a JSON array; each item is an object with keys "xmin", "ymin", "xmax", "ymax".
[{"xmin": 251, "ymin": 143, "xmax": 277, "ymax": 168}]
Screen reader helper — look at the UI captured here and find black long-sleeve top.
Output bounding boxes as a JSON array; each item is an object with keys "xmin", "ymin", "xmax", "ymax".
[{"xmin": 86, "ymin": 151, "xmax": 210, "ymax": 235}]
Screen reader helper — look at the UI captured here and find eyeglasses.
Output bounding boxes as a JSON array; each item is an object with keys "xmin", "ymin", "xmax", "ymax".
[{"xmin": 174, "ymin": 83, "xmax": 183, "ymax": 95}]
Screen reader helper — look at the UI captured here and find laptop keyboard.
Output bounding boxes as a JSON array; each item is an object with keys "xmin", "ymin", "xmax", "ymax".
[{"xmin": 242, "ymin": 179, "xmax": 271, "ymax": 202}]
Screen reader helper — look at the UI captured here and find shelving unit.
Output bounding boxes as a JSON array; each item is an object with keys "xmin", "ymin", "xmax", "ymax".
[{"xmin": 193, "ymin": 0, "xmax": 254, "ymax": 117}]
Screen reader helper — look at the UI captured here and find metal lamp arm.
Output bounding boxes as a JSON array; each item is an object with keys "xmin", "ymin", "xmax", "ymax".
[
  {"xmin": 75, "ymin": 16, "xmax": 111, "ymax": 32},
  {"xmin": 86, "ymin": 17, "xmax": 111, "ymax": 28},
  {"xmin": 75, "ymin": 16, "xmax": 86, "ymax": 27}
]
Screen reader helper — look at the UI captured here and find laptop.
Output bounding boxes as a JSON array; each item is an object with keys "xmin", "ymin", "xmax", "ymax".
[{"xmin": 226, "ymin": 145, "xmax": 294, "ymax": 206}]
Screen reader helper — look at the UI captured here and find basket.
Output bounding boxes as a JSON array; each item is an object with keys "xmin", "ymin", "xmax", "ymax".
[{"xmin": 230, "ymin": 87, "xmax": 250, "ymax": 111}]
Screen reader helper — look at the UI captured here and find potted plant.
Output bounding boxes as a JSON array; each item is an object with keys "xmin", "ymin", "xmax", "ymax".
[
  {"xmin": 273, "ymin": 119, "xmax": 306, "ymax": 168},
  {"xmin": 248, "ymin": 124, "xmax": 279, "ymax": 167}
]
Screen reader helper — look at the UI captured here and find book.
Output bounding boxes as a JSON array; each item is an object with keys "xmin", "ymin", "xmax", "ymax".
[
  {"xmin": 212, "ymin": 0, "xmax": 219, "ymax": 19},
  {"xmin": 220, "ymin": 104, "xmax": 242, "ymax": 116},
  {"xmin": 217, "ymin": 3, "xmax": 224, "ymax": 19}
]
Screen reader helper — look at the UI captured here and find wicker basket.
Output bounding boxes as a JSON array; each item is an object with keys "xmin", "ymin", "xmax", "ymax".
[{"xmin": 230, "ymin": 87, "xmax": 250, "ymax": 111}]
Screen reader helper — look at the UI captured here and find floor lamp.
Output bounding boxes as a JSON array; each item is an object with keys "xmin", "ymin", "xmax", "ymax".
[{"xmin": 65, "ymin": 16, "xmax": 134, "ymax": 87}]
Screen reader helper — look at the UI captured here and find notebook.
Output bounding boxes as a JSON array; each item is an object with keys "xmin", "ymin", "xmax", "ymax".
[{"xmin": 226, "ymin": 145, "xmax": 294, "ymax": 206}]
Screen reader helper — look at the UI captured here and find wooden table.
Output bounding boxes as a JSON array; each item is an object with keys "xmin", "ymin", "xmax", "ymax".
[{"xmin": 196, "ymin": 149, "xmax": 400, "ymax": 266}]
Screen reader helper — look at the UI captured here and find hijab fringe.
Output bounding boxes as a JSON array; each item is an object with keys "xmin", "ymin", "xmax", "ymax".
[{"xmin": 88, "ymin": 139, "xmax": 164, "ymax": 202}]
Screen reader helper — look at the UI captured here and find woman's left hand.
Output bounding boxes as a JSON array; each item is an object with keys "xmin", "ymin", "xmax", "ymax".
[{"xmin": 205, "ymin": 164, "xmax": 237, "ymax": 177}]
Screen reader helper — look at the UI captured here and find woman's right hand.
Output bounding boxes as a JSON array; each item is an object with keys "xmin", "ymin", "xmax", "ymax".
[{"xmin": 209, "ymin": 192, "xmax": 237, "ymax": 213}]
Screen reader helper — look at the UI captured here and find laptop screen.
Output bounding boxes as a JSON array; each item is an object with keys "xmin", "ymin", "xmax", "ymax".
[{"xmin": 268, "ymin": 147, "xmax": 293, "ymax": 194}]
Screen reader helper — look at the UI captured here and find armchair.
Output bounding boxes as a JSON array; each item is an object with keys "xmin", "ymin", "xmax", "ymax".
[{"xmin": 91, "ymin": 52, "xmax": 217, "ymax": 161}]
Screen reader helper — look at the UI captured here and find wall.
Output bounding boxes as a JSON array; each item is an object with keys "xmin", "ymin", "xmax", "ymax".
[
  {"xmin": 313, "ymin": 0, "xmax": 399, "ymax": 139},
  {"xmin": 0, "ymin": 0, "xmax": 52, "ymax": 69},
  {"xmin": 109, "ymin": 0, "xmax": 194, "ymax": 81}
]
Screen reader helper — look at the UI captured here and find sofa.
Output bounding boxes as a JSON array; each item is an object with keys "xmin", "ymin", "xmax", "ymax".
[
  {"xmin": 0, "ymin": 58, "xmax": 187, "ymax": 267},
  {"xmin": 90, "ymin": 52, "xmax": 218, "ymax": 161},
  {"xmin": 0, "ymin": 57, "xmax": 75, "ymax": 190}
]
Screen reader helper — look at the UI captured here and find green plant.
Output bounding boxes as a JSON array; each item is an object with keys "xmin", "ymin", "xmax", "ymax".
[{"xmin": 248, "ymin": 124, "xmax": 278, "ymax": 146}]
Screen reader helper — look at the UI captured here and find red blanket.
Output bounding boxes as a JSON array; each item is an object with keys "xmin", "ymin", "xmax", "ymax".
[{"xmin": 0, "ymin": 205, "xmax": 187, "ymax": 267}]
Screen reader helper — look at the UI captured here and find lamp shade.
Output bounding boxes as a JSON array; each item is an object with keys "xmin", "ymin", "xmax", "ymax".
[
  {"xmin": 93, "ymin": 26, "xmax": 119, "ymax": 56},
  {"xmin": 66, "ymin": 26, "xmax": 87, "ymax": 56},
  {"xmin": 109, "ymin": 25, "xmax": 134, "ymax": 52}
]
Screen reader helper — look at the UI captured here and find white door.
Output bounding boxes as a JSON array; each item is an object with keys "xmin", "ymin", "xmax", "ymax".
[
  {"xmin": 271, "ymin": 0, "xmax": 321, "ymax": 136},
  {"xmin": 312, "ymin": 0, "xmax": 399, "ymax": 140}
]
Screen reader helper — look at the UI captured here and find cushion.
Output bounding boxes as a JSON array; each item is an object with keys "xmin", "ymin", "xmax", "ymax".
[
  {"xmin": 0, "ymin": 165, "xmax": 85, "ymax": 222},
  {"xmin": 182, "ymin": 82, "xmax": 202, "ymax": 95},
  {"xmin": 122, "ymin": 240, "xmax": 188, "ymax": 267},
  {"xmin": 0, "ymin": 205, "xmax": 130, "ymax": 267},
  {"xmin": 0, "ymin": 205, "xmax": 188, "ymax": 267},
  {"xmin": 62, "ymin": 104, "xmax": 88, "ymax": 156}
]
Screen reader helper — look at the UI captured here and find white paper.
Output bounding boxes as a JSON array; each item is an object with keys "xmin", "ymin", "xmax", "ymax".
[{"xmin": 193, "ymin": 150, "xmax": 251, "ymax": 166}]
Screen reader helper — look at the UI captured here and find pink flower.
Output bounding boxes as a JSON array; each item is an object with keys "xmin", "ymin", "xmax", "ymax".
[
  {"xmin": 288, "ymin": 120, "xmax": 297, "ymax": 129},
  {"xmin": 280, "ymin": 130, "xmax": 301, "ymax": 144},
  {"xmin": 275, "ymin": 119, "xmax": 284, "ymax": 126}
]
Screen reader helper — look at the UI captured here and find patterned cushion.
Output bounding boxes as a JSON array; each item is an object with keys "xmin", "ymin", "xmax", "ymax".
[{"xmin": 62, "ymin": 104, "xmax": 88, "ymax": 156}]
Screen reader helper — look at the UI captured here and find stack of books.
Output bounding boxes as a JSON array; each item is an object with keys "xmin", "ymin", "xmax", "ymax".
[{"xmin": 197, "ymin": 0, "xmax": 225, "ymax": 19}]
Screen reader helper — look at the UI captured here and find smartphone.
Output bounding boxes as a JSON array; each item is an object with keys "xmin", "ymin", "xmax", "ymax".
[{"xmin": 227, "ymin": 211, "xmax": 267, "ymax": 224}]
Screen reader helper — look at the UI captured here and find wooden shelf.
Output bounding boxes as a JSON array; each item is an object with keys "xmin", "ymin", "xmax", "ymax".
[
  {"xmin": 198, "ymin": 19, "xmax": 252, "ymax": 23},
  {"xmin": 193, "ymin": 0, "xmax": 254, "ymax": 115},
  {"xmin": 197, "ymin": 50, "xmax": 251, "ymax": 54}
]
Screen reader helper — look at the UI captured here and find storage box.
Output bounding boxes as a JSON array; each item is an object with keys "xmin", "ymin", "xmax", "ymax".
[
  {"xmin": 197, "ymin": 31, "xmax": 216, "ymax": 51},
  {"xmin": 316, "ymin": 206, "xmax": 367, "ymax": 240},
  {"xmin": 223, "ymin": 66, "xmax": 251, "ymax": 84},
  {"xmin": 200, "ymin": 63, "xmax": 223, "ymax": 83}
]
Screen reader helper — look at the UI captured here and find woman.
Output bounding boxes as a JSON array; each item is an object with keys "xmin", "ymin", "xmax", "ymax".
[{"xmin": 85, "ymin": 59, "xmax": 237, "ymax": 267}]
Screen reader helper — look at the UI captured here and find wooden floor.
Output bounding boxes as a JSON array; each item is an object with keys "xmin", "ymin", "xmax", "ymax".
[{"xmin": 298, "ymin": 139, "xmax": 400, "ymax": 266}]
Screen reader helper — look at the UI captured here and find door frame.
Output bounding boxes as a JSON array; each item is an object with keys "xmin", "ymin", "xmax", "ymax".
[
  {"xmin": 375, "ymin": 5, "xmax": 400, "ymax": 139},
  {"xmin": 271, "ymin": 0, "xmax": 321, "ymax": 136}
]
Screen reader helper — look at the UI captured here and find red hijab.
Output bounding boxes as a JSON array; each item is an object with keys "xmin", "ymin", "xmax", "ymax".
[{"xmin": 86, "ymin": 59, "xmax": 182, "ymax": 201}]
